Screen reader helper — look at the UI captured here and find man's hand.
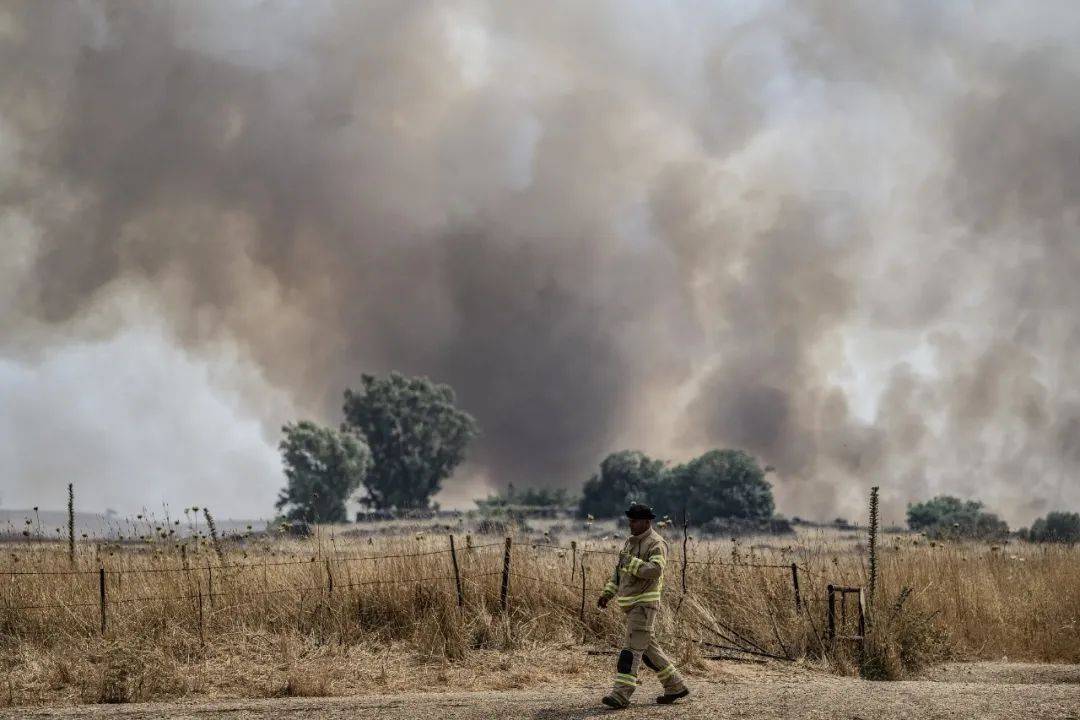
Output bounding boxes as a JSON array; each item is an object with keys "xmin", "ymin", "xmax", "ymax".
[{"xmin": 597, "ymin": 595, "xmax": 611, "ymax": 609}]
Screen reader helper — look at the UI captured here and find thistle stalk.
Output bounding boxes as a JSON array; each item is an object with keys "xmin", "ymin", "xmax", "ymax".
[
  {"xmin": 67, "ymin": 483, "xmax": 75, "ymax": 567},
  {"xmin": 203, "ymin": 508, "xmax": 224, "ymax": 564}
]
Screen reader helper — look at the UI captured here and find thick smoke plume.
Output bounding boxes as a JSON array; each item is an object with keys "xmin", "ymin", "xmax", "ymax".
[{"xmin": 1, "ymin": 1, "xmax": 1079, "ymax": 524}]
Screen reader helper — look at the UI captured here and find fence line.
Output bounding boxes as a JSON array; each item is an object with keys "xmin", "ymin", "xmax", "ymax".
[
  {"xmin": 335, "ymin": 571, "xmax": 501, "ymax": 591},
  {"xmin": 3, "ymin": 568, "xmax": 100, "ymax": 577},
  {"xmin": 3, "ymin": 537, "xmax": 829, "ymax": 663},
  {"xmin": 3, "ymin": 574, "xmax": 797, "ymax": 616},
  {"xmin": 527, "ymin": 544, "xmax": 807, "ymax": 569},
  {"xmin": 3, "ymin": 538, "xmax": 820, "ymax": 633},
  {"xmin": 6, "ymin": 540, "xmax": 824, "ymax": 578},
  {"xmin": 683, "ymin": 559, "xmax": 793, "ymax": 569},
  {"xmin": 4, "ymin": 570, "xmax": 506, "ymax": 612},
  {"xmin": 4, "ymin": 599, "xmax": 102, "ymax": 611},
  {"xmin": 527, "ymin": 541, "xmax": 814, "ymax": 574},
  {"xmin": 509, "ymin": 571, "xmax": 605, "ymax": 594},
  {"xmin": 4, "ymin": 542, "xmax": 506, "ymax": 578}
]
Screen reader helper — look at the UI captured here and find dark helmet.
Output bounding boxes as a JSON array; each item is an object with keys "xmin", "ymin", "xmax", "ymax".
[{"xmin": 625, "ymin": 502, "xmax": 656, "ymax": 520}]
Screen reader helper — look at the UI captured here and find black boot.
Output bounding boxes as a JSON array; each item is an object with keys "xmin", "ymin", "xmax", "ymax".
[
  {"xmin": 602, "ymin": 695, "xmax": 628, "ymax": 709},
  {"xmin": 656, "ymin": 688, "xmax": 690, "ymax": 704}
]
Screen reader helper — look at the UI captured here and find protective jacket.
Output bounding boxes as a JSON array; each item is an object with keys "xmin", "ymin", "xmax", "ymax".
[{"xmin": 600, "ymin": 527, "xmax": 667, "ymax": 610}]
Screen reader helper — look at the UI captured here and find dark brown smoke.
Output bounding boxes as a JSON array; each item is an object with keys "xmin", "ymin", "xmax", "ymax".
[{"xmin": 1, "ymin": 1, "xmax": 1078, "ymax": 523}]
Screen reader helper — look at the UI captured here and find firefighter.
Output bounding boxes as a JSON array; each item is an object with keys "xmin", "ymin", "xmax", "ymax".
[{"xmin": 597, "ymin": 502, "xmax": 690, "ymax": 709}]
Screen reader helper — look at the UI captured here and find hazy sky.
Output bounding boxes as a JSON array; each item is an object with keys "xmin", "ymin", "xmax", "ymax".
[{"xmin": 2, "ymin": 1, "xmax": 1079, "ymax": 526}]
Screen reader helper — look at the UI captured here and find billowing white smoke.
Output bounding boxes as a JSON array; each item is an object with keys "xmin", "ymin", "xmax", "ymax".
[{"xmin": 0, "ymin": 289, "xmax": 288, "ymax": 515}]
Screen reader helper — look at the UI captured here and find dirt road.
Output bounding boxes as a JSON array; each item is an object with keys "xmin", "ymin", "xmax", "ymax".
[{"xmin": 5, "ymin": 663, "xmax": 1077, "ymax": 720}]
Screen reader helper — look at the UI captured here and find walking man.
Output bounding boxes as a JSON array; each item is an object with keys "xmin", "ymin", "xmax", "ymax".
[{"xmin": 598, "ymin": 502, "xmax": 690, "ymax": 709}]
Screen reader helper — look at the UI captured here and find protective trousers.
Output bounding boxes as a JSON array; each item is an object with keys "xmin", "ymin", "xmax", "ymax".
[{"xmin": 609, "ymin": 606, "xmax": 687, "ymax": 705}]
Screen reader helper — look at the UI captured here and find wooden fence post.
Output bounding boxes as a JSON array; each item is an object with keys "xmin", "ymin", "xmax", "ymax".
[
  {"xmin": 826, "ymin": 584, "xmax": 835, "ymax": 642},
  {"xmin": 500, "ymin": 537, "xmax": 512, "ymax": 612},
  {"xmin": 326, "ymin": 559, "xmax": 333, "ymax": 595},
  {"xmin": 790, "ymin": 563, "xmax": 801, "ymax": 612},
  {"xmin": 857, "ymin": 588, "xmax": 866, "ymax": 640},
  {"xmin": 580, "ymin": 558, "xmax": 588, "ymax": 645},
  {"xmin": 449, "ymin": 535, "xmax": 464, "ymax": 607},
  {"xmin": 197, "ymin": 581, "xmax": 205, "ymax": 645},
  {"xmin": 579, "ymin": 557, "xmax": 586, "ymax": 623},
  {"xmin": 98, "ymin": 567, "xmax": 106, "ymax": 635}
]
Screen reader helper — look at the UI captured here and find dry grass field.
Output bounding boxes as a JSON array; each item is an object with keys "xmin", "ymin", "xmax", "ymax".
[{"xmin": 1, "ymin": 519, "xmax": 1078, "ymax": 709}]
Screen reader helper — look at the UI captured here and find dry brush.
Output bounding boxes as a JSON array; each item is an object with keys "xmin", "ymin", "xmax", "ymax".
[{"xmin": 0, "ymin": 526, "xmax": 1077, "ymax": 707}]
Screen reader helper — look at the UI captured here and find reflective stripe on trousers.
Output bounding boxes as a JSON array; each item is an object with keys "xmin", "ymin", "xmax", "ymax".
[{"xmin": 608, "ymin": 606, "xmax": 687, "ymax": 704}]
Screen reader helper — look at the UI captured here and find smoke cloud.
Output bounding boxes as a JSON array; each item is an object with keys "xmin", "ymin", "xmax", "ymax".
[{"xmin": 1, "ymin": 1, "xmax": 1078, "ymax": 524}]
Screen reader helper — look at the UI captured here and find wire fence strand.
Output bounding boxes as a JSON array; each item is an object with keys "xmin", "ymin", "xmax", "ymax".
[
  {"xmin": 4, "ymin": 570, "xmax": 507, "ymax": 611},
  {"xmin": 4, "ymin": 542, "xmax": 506, "ymax": 578},
  {"xmin": 2, "ymin": 538, "xmax": 820, "ymax": 630}
]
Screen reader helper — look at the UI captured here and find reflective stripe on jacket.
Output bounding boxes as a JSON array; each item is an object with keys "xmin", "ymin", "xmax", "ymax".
[{"xmin": 600, "ymin": 527, "xmax": 667, "ymax": 610}]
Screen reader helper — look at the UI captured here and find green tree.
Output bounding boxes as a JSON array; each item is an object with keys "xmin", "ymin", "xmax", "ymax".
[
  {"xmin": 654, "ymin": 449, "xmax": 775, "ymax": 521},
  {"xmin": 343, "ymin": 372, "xmax": 479, "ymax": 510},
  {"xmin": 905, "ymin": 495, "xmax": 1009, "ymax": 539},
  {"xmin": 1028, "ymin": 511, "xmax": 1080, "ymax": 543},
  {"xmin": 478, "ymin": 484, "xmax": 572, "ymax": 510},
  {"xmin": 511, "ymin": 485, "xmax": 571, "ymax": 507},
  {"xmin": 578, "ymin": 450, "xmax": 665, "ymax": 519},
  {"xmin": 276, "ymin": 421, "xmax": 372, "ymax": 523}
]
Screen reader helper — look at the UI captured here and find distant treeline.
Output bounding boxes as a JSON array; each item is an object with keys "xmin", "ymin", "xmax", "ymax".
[
  {"xmin": 274, "ymin": 372, "xmax": 785, "ymax": 531},
  {"xmin": 907, "ymin": 495, "xmax": 1079, "ymax": 543},
  {"xmin": 274, "ymin": 373, "xmax": 1078, "ymax": 543}
]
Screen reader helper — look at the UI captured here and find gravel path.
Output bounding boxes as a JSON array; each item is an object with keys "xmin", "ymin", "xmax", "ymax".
[{"xmin": 5, "ymin": 662, "xmax": 1077, "ymax": 720}]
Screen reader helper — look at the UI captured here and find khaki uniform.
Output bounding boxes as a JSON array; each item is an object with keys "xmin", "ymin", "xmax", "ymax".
[{"xmin": 600, "ymin": 527, "xmax": 687, "ymax": 705}]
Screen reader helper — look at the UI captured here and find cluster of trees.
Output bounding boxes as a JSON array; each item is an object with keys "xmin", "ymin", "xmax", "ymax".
[
  {"xmin": 1022, "ymin": 511, "xmax": 1080, "ymax": 543},
  {"xmin": 475, "ymin": 484, "xmax": 573, "ymax": 510},
  {"xmin": 276, "ymin": 372, "xmax": 478, "ymax": 523},
  {"xmin": 905, "ymin": 495, "xmax": 1009, "ymax": 539},
  {"xmin": 906, "ymin": 496, "xmax": 1080, "ymax": 544},
  {"xmin": 275, "ymin": 373, "xmax": 779, "ymax": 529},
  {"xmin": 577, "ymin": 448, "xmax": 776, "ymax": 523}
]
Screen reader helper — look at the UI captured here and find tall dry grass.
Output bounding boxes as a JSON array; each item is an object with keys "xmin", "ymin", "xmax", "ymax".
[{"xmin": 0, "ymin": 525, "xmax": 1077, "ymax": 707}]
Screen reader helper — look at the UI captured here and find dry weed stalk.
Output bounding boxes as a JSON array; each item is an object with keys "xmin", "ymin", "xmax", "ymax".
[
  {"xmin": 67, "ymin": 483, "xmax": 75, "ymax": 568},
  {"xmin": 202, "ymin": 509, "xmax": 224, "ymax": 564}
]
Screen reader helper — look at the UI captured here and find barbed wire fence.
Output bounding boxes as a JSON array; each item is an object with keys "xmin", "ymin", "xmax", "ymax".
[{"xmin": 2, "ymin": 534, "xmax": 842, "ymax": 662}]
